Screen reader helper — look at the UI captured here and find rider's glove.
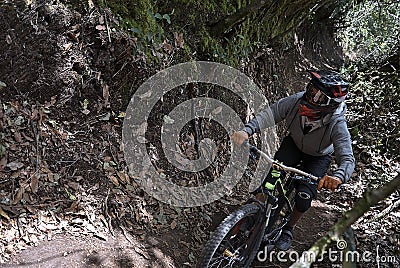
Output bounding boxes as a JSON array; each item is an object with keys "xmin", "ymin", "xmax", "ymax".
[
  {"xmin": 231, "ymin": 131, "xmax": 249, "ymax": 146},
  {"xmin": 318, "ymin": 175, "xmax": 342, "ymax": 192}
]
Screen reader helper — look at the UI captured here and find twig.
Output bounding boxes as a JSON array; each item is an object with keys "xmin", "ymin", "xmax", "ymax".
[
  {"xmin": 385, "ymin": 133, "xmax": 400, "ymax": 139},
  {"xmin": 16, "ymin": 214, "xmax": 24, "ymax": 237},
  {"xmin": 85, "ymin": 210, "xmax": 97, "ymax": 229},
  {"xmin": 104, "ymin": 12, "xmax": 111, "ymax": 43},
  {"xmin": 112, "ymin": 61, "xmax": 128, "ymax": 78},
  {"xmin": 103, "ymin": 188, "xmax": 114, "ymax": 236},
  {"xmin": 107, "ymin": 133, "xmax": 120, "ymax": 170},
  {"xmin": 120, "ymin": 225, "xmax": 134, "ymax": 244},
  {"xmin": 367, "ymin": 198, "xmax": 400, "ymax": 222},
  {"xmin": 31, "ymin": 121, "xmax": 40, "ymax": 171}
]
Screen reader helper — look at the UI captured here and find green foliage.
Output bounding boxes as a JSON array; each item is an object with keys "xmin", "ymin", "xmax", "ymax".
[
  {"xmin": 96, "ymin": 0, "xmax": 176, "ymax": 59},
  {"xmin": 339, "ymin": 0, "xmax": 399, "ymax": 179},
  {"xmin": 337, "ymin": 0, "xmax": 399, "ymax": 64},
  {"xmin": 96, "ymin": 0, "xmax": 399, "ymax": 67},
  {"xmin": 97, "ymin": 0, "xmax": 158, "ymax": 33},
  {"xmin": 337, "ymin": 1, "xmax": 399, "ymax": 160},
  {"xmin": 95, "ymin": 0, "xmax": 248, "ymax": 64},
  {"xmin": 346, "ymin": 68, "xmax": 399, "ymax": 160}
]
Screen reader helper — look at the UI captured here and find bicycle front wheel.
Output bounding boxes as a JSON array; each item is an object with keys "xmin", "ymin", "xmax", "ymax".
[{"xmin": 197, "ymin": 203, "xmax": 265, "ymax": 268}]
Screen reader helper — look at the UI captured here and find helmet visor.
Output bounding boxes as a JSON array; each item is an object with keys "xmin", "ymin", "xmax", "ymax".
[{"xmin": 305, "ymin": 85, "xmax": 346, "ymax": 106}]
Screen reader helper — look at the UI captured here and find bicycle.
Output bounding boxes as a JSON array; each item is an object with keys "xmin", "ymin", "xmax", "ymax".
[{"xmin": 197, "ymin": 141, "xmax": 320, "ymax": 268}]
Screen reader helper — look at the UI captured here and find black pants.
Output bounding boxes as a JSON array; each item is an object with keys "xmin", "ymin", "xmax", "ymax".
[{"xmin": 268, "ymin": 135, "xmax": 332, "ymax": 212}]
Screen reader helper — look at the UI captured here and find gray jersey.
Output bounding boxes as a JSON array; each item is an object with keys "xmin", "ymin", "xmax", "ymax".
[{"xmin": 244, "ymin": 92, "xmax": 355, "ymax": 182}]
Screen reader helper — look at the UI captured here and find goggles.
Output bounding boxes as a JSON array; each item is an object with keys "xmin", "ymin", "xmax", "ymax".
[{"xmin": 305, "ymin": 85, "xmax": 346, "ymax": 107}]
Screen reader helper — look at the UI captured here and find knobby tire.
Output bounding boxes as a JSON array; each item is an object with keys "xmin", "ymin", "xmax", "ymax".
[{"xmin": 197, "ymin": 203, "xmax": 265, "ymax": 268}]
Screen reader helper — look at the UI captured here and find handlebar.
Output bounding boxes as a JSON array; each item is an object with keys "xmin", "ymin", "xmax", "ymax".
[{"xmin": 242, "ymin": 140, "xmax": 319, "ymax": 181}]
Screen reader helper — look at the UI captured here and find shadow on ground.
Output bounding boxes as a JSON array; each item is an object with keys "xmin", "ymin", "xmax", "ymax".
[{"xmin": 6, "ymin": 231, "xmax": 175, "ymax": 268}]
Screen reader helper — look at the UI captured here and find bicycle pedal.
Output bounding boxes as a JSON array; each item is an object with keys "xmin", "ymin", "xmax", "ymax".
[{"xmin": 224, "ymin": 248, "xmax": 236, "ymax": 258}]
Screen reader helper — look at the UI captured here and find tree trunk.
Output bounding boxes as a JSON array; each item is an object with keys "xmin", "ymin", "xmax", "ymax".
[{"xmin": 290, "ymin": 174, "xmax": 400, "ymax": 268}]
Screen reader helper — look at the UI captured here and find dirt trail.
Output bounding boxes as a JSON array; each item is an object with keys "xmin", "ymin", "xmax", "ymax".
[
  {"xmin": 6, "ymin": 231, "xmax": 175, "ymax": 268},
  {"xmin": 6, "ymin": 199, "xmax": 339, "ymax": 268}
]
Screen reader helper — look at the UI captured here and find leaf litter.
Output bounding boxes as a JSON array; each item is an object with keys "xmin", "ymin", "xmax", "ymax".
[{"xmin": 0, "ymin": 0, "xmax": 398, "ymax": 267}]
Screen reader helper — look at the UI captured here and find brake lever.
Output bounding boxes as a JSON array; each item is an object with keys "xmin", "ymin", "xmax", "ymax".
[
  {"xmin": 241, "ymin": 140, "xmax": 259, "ymax": 161},
  {"xmin": 294, "ymin": 175, "xmax": 320, "ymax": 186}
]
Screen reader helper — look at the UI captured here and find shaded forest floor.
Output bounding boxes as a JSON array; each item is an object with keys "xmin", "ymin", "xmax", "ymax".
[
  {"xmin": 5, "ymin": 200, "xmax": 336, "ymax": 268},
  {"xmin": 0, "ymin": 1, "xmax": 399, "ymax": 267}
]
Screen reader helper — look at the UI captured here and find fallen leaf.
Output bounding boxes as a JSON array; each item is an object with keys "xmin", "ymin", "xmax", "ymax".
[
  {"xmin": 103, "ymin": 84, "xmax": 109, "ymax": 106},
  {"xmin": 6, "ymin": 35, "xmax": 12, "ymax": 44},
  {"xmin": 174, "ymin": 32, "xmax": 184, "ymax": 48},
  {"xmin": 85, "ymin": 223, "xmax": 97, "ymax": 233},
  {"xmin": 163, "ymin": 42, "xmax": 174, "ymax": 54},
  {"xmin": 67, "ymin": 32, "xmax": 79, "ymax": 42},
  {"xmin": 21, "ymin": 132, "xmax": 34, "ymax": 142},
  {"xmin": 96, "ymin": 25, "xmax": 106, "ymax": 31},
  {"xmin": 171, "ymin": 220, "xmax": 177, "ymax": 229},
  {"xmin": 14, "ymin": 131, "xmax": 22, "ymax": 142},
  {"xmin": 0, "ymin": 207, "xmax": 10, "ymax": 221},
  {"xmin": 88, "ymin": 0, "xmax": 94, "ymax": 8},
  {"xmin": 6, "ymin": 161, "xmax": 23, "ymax": 171},
  {"xmin": 30, "ymin": 175, "xmax": 39, "ymax": 193},
  {"xmin": 100, "ymin": 112, "xmax": 110, "ymax": 121},
  {"xmin": 108, "ymin": 175, "xmax": 119, "ymax": 186},
  {"xmin": 117, "ymin": 171, "xmax": 128, "ymax": 184},
  {"xmin": 0, "ymin": 81, "xmax": 6, "ymax": 89},
  {"xmin": 0, "ymin": 156, "xmax": 7, "ymax": 169},
  {"xmin": 139, "ymin": 91, "xmax": 152, "ymax": 99},
  {"xmin": 63, "ymin": 43, "xmax": 73, "ymax": 51},
  {"xmin": 12, "ymin": 187, "xmax": 24, "ymax": 205}
]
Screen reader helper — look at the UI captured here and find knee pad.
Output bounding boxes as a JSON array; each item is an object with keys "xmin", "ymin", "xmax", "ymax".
[{"xmin": 294, "ymin": 190, "xmax": 312, "ymax": 212}]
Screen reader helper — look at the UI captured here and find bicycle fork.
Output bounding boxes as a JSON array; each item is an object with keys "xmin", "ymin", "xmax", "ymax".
[{"xmin": 236, "ymin": 191, "xmax": 278, "ymax": 264}]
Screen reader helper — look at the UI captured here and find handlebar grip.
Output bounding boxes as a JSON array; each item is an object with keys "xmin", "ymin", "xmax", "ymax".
[{"xmin": 242, "ymin": 139, "xmax": 250, "ymax": 148}]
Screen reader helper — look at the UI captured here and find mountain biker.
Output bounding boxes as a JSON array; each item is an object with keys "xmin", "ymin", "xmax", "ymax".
[{"xmin": 232, "ymin": 70, "xmax": 355, "ymax": 251}]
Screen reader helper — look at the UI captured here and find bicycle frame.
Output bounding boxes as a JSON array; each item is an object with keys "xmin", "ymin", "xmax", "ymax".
[{"xmin": 244, "ymin": 141, "xmax": 320, "ymax": 245}]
